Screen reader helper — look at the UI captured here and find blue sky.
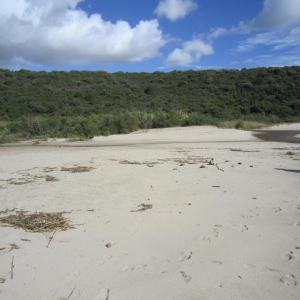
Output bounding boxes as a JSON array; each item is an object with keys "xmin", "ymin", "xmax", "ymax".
[{"xmin": 1, "ymin": 0, "xmax": 300, "ymax": 72}]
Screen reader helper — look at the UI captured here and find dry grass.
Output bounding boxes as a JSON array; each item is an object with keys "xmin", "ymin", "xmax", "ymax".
[
  {"xmin": 0, "ymin": 211, "xmax": 74, "ymax": 232},
  {"xmin": 7, "ymin": 178, "xmax": 35, "ymax": 185},
  {"xmin": 119, "ymin": 160, "xmax": 160, "ymax": 165},
  {"xmin": 43, "ymin": 167, "xmax": 57, "ymax": 173},
  {"xmin": 131, "ymin": 203, "xmax": 153, "ymax": 212},
  {"xmin": 229, "ymin": 148, "xmax": 260, "ymax": 153},
  {"xmin": 61, "ymin": 166, "xmax": 94, "ymax": 173},
  {"xmin": 45, "ymin": 175, "xmax": 59, "ymax": 182}
]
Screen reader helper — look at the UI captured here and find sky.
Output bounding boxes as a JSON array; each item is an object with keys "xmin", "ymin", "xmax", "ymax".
[{"xmin": 1, "ymin": 0, "xmax": 300, "ymax": 72}]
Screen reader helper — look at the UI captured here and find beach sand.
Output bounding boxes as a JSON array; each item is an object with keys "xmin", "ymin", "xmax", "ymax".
[{"xmin": 0, "ymin": 124, "xmax": 300, "ymax": 300}]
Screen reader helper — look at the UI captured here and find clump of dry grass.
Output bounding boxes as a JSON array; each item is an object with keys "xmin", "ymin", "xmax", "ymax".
[
  {"xmin": 45, "ymin": 175, "xmax": 59, "ymax": 182},
  {"xmin": 131, "ymin": 203, "xmax": 153, "ymax": 212},
  {"xmin": 229, "ymin": 148, "xmax": 260, "ymax": 153},
  {"xmin": 61, "ymin": 166, "xmax": 93, "ymax": 173},
  {"xmin": 119, "ymin": 160, "xmax": 142, "ymax": 165},
  {"xmin": 7, "ymin": 179, "xmax": 35, "ymax": 185},
  {"xmin": 0, "ymin": 212, "xmax": 74, "ymax": 232},
  {"xmin": 119, "ymin": 160, "xmax": 160, "ymax": 165}
]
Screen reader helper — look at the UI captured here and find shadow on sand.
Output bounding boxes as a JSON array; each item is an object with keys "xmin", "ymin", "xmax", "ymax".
[{"xmin": 274, "ymin": 168, "xmax": 300, "ymax": 174}]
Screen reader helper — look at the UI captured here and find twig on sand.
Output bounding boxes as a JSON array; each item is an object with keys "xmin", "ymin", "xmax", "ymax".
[
  {"xmin": 215, "ymin": 163, "xmax": 224, "ymax": 172},
  {"xmin": 11, "ymin": 256, "xmax": 14, "ymax": 279},
  {"xmin": 66, "ymin": 287, "xmax": 76, "ymax": 300},
  {"xmin": 46, "ymin": 228, "xmax": 57, "ymax": 248},
  {"xmin": 131, "ymin": 203, "xmax": 153, "ymax": 212}
]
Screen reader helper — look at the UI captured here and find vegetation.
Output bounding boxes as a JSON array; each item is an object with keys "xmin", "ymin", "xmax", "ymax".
[{"xmin": 0, "ymin": 66, "xmax": 299, "ymax": 141}]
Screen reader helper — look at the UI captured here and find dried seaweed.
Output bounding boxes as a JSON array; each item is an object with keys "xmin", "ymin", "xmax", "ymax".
[
  {"xmin": 61, "ymin": 166, "xmax": 93, "ymax": 173},
  {"xmin": 131, "ymin": 203, "xmax": 153, "ymax": 212},
  {"xmin": 229, "ymin": 148, "xmax": 260, "ymax": 152},
  {"xmin": 45, "ymin": 175, "xmax": 59, "ymax": 182},
  {"xmin": 0, "ymin": 212, "xmax": 74, "ymax": 232},
  {"xmin": 43, "ymin": 167, "xmax": 57, "ymax": 173},
  {"xmin": 7, "ymin": 179, "xmax": 35, "ymax": 185},
  {"xmin": 119, "ymin": 160, "xmax": 159, "ymax": 165}
]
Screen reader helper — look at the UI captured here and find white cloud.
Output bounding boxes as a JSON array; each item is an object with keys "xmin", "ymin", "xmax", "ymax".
[
  {"xmin": 249, "ymin": 53, "xmax": 300, "ymax": 67},
  {"xmin": 208, "ymin": 27, "xmax": 228, "ymax": 40},
  {"xmin": 0, "ymin": 0, "xmax": 167, "ymax": 68},
  {"xmin": 243, "ymin": 58, "xmax": 254, "ymax": 64},
  {"xmin": 236, "ymin": 29, "xmax": 300, "ymax": 53},
  {"xmin": 166, "ymin": 39, "xmax": 214, "ymax": 66},
  {"xmin": 154, "ymin": 0, "xmax": 198, "ymax": 21},
  {"xmin": 241, "ymin": 0, "xmax": 300, "ymax": 30}
]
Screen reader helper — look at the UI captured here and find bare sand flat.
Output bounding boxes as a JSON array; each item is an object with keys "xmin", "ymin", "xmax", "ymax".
[{"xmin": 0, "ymin": 125, "xmax": 300, "ymax": 300}]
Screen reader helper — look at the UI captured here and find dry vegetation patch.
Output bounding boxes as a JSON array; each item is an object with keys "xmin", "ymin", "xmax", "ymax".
[
  {"xmin": 45, "ymin": 175, "xmax": 59, "ymax": 182},
  {"xmin": 7, "ymin": 178, "xmax": 35, "ymax": 185},
  {"xmin": 229, "ymin": 148, "xmax": 260, "ymax": 152},
  {"xmin": 61, "ymin": 166, "xmax": 94, "ymax": 173},
  {"xmin": 131, "ymin": 203, "xmax": 153, "ymax": 212},
  {"xmin": 119, "ymin": 160, "xmax": 160, "ymax": 165},
  {"xmin": 43, "ymin": 167, "xmax": 57, "ymax": 173},
  {"xmin": 0, "ymin": 211, "xmax": 74, "ymax": 232}
]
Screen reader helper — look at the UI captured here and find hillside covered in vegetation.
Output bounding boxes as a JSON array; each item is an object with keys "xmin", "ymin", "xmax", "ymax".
[{"xmin": 0, "ymin": 66, "xmax": 300, "ymax": 141}]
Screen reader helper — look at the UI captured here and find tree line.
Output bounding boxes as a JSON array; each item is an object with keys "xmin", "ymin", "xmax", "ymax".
[{"xmin": 0, "ymin": 66, "xmax": 299, "ymax": 140}]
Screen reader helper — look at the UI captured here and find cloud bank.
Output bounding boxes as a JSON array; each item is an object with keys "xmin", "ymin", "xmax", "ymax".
[
  {"xmin": 166, "ymin": 39, "xmax": 214, "ymax": 66},
  {"xmin": 155, "ymin": 0, "xmax": 198, "ymax": 21},
  {"xmin": 241, "ymin": 0, "xmax": 300, "ymax": 30},
  {"xmin": 0, "ymin": 0, "xmax": 167, "ymax": 68}
]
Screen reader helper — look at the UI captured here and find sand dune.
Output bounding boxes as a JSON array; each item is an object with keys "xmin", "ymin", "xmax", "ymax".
[{"xmin": 0, "ymin": 125, "xmax": 300, "ymax": 300}]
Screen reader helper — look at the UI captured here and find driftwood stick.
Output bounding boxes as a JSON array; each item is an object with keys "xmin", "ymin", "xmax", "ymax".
[
  {"xmin": 66, "ymin": 287, "xmax": 76, "ymax": 300},
  {"xmin": 216, "ymin": 163, "xmax": 224, "ymax": 172},
  {"xmin": 46, "ymin": 228, "xmax": 57, "ymax": 248},
  {"xmin": 11, "ymin": 256, "xmax": 14, "ymax": 279}
]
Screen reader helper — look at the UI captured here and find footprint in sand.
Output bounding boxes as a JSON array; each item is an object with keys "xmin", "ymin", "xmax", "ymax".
[
  {"xmin": 214, "ymin": 224, "xmax": 222, "ymax": 237},
  {"xmin": 97, "ymin": 255, "xmax": 112, "ymax": 266},
  {"xmin": 242, "ymin": 215, "xmax": 254, "ymax": 219},
  {"xmin": 93, "ymin": 288, "xmax": 110, "ymax": 300},
  {"xmin": 120, "ymin": 265, "xmax": 135, "ymax": 272},
  {"xmin": 280, "ymin": 274, "xmax": 297, "ymax": 286},
  {"xmin": 177, "ymin": 251, "xmax": 192, "ymax": 262},
  {"xmin": 280, "ymin": 251, "xmax": 295, "ymax": 261},
  {"xmin": 180, "ymin": 271, "xmax": 191, "ymax": 283},
  {"xmin": 199, "ymin": 236, "xmax": 211, "ymax": 242},
  {"xmin": 244, "ymin": 264, "xmax": 279, "ymax": 272},
  {"xmin": 120, "ymin": 264, "xmax": 147, "ymax": 272},
  {"xmin": 62, "ymin": 271, "xmax": 81, "ymax": 286},
  {"xmin": 239, "ymin": 225, "xmax": 249, "ymax": 232}
]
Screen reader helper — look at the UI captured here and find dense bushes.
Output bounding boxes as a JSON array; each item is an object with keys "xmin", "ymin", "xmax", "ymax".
[
  {"xmin": 0, "ymin": 66, "xmax": 300, "ymax": 141},
  {"xmin": 1, "ymin": 110, "xmax": 286, "ymax": 141},
  {"xmin": 0, "ymin": 66, "xmax": 300, "ymax": 121}
]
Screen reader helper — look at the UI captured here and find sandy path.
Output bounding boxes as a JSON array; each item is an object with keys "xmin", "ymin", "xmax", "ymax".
[{"xmin": 0, "ymin": 125, "xmax": 299, "ymax": 300}]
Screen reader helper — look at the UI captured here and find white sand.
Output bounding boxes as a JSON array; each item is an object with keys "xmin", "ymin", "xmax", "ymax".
[{"xmin": 0, "ymin": 125, "xmax": 300, "ymax": 300}]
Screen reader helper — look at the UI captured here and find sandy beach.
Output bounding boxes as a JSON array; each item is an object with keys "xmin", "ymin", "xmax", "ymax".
[{"xmin": 0, "ymin": 124, "xmax": 300, "ymax": 300}]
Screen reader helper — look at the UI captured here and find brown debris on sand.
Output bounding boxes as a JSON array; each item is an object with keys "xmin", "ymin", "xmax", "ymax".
[
  {"xmin": 45, "ymin": 175, "xmax": 59, "ymax": 182},
  {"xmin": 229, "ymin": 148, "xmax": 260, "ymax": 153},
  {"xmin": 0, "ymin": 211, "xmax": 74, "ymax": 232},
  {"xmin": 119, "ymin": 160, "xmax": 159, "ymax": 165},
  {"xmin": 131, "ymin": 203, "xmax": 153, "ymax": 212},
  {"xmin": 61, "ymin": 166, "xmax": 94, "ymax": 173}
]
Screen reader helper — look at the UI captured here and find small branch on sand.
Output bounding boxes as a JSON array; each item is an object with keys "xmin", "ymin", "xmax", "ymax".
[
  {"xmin": 11, "ymin": 256, "xmax": 14, "ymax": 279},
  {"xmin": 66, "ymin": 287, "xmax": 76, "ymax": 300},
  {"xmin": 46, "ymin": 228, "xmax": 57, "ymax": 248},
  {"xmin": 216, "ymin": 163, "xmax": 224, "ymax": 172}
]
